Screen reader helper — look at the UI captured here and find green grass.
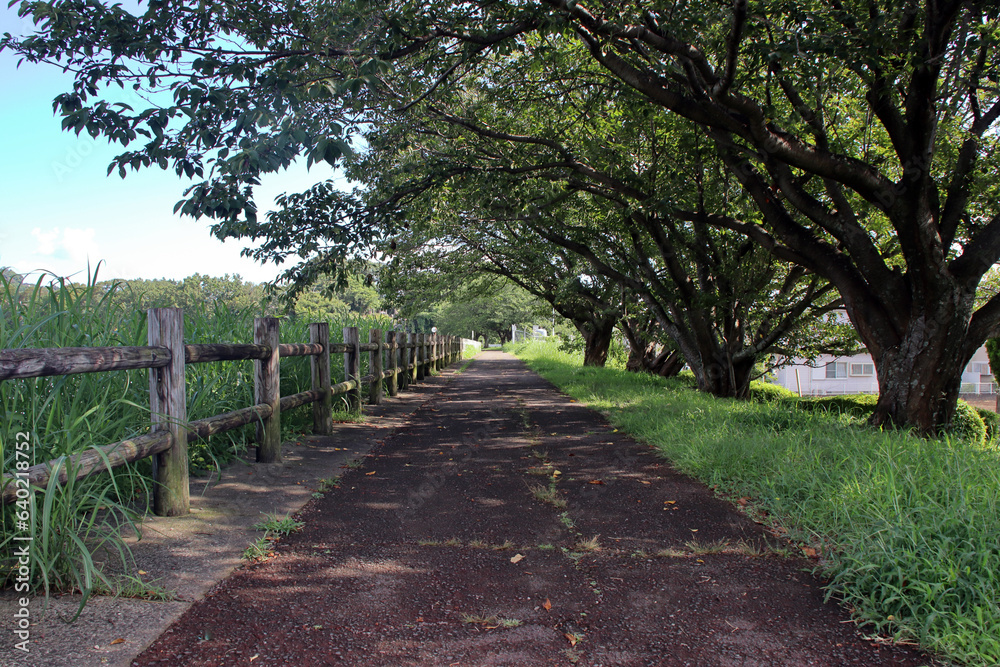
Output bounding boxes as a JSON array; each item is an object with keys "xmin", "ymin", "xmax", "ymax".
[
  {"xmin": 460, "ymin": 613, "xmax": 523, "ymax": 629},
  {"xmin": 253, "ymin": 512, "xmax": 304, "ymax": 536},
  {"xmin": 242, "ymin": 535, "xmax": 274, "ymax": 562},
  {"xmin": 507, "ymin": 339, "xmax": 1000, "ymax": 666},
  {"xmin": 0, "ymin": 267, "xmax": 394, "ymax": 601}
]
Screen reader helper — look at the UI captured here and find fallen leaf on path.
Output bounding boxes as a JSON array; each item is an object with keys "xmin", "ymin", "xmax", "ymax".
[
  {"xmin": 365, "ymin": 471, "xmax": 377, "ymax": 475},
  {"xmin": 137, "ymin": 570, "xmax": 147, "ymax": 575},
  {"xmin": 588, "ymin": 480, "xmax": 604, "ymax": 485},
  {"xmin": 802, "ymin": 546, "xmax": 819, "ymax": 558},
  {"xmin": 639, "ymin": 481, "xmax": 650, "ymax": 485},
  {"xmin": 542, "ymin": 599, "xmax": 552, "ymax": 611},
  {"xmin": 109, "ymin": 638, "xmax": 125, "ymax": 646},
  {"xmin": 250, "ymin": 656, "xmax": 259, "ymax": 663},
  {"xmin": 564, "ymin": 633, "xmax": 579, "ymax": 647},
  {"xmin": 510, "ymin": 553, "xmax": 525, "ymax": 564}
]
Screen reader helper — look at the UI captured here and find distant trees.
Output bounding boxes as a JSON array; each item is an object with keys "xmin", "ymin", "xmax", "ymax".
[
  {"xmin": 380, "ymin": 244, "xmax": 552, "ymax": 346},
  {"xmin": 106, "ymin": 274, "xmax": 269, "ymax": 313},
  {"xmin": 432, "ymin": 280, "xmax": 551, "ymax": 346},
  {"xmin": 2, "ymin": 271, "xmax": 387, "ymax": 325}
]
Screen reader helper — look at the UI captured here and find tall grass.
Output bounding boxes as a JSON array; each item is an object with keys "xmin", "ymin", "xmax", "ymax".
[
  {"xmin": 508, "ymin": 339, "xmax": 1000, "ymax": 666},
  {"xmin": 1, "ymin": 267, "xmax": 395, "ymax": 602}
]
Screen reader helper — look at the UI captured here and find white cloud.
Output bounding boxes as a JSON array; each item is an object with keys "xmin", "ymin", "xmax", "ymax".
[
  {"xmin": 30, "ymin": 227, "xmax": 99, "ymax": 264},
  {"xmin": 62, "ymin": 227, "xmax": 99, "ymax": 264},
  {"xmin": 31, "ymin": 227, "xmax": 60, "ymax": 255}
]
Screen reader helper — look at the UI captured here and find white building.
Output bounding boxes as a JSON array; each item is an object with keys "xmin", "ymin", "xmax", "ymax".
[
  {"xmin": 771, "ymin": 310, "xmax": 995, "ymax": 395},
  {"xmin": 773, "ymin": 347, "xmax": 996, "ymax": 396}
]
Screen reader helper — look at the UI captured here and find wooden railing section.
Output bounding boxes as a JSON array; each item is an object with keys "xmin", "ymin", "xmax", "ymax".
[{"xmin": 0, "ymin": 308, "xmax": 465, "ymax": 516}]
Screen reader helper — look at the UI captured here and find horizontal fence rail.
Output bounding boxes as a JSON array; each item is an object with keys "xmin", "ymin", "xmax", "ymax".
[{"xmin": 1, "ymin": 309, "xmax": 469, "ymax": 513}]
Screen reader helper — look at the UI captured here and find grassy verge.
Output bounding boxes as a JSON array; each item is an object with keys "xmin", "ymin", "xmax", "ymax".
[{"xmin": 507, "ymin": 339, "xmax": 1000, "ymax": 666}]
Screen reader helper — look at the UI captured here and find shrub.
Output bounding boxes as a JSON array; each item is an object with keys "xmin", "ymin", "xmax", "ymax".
[
  {"xmin": 950, "ymin": 400, "xmax": 987, "ymax": 448},
  {"xmin": 675, "ymin": 369, "xmax": 699, "ymax": 389},
  {"xmin": 795, "ymin": 394, "xmax": 988, "ymax": 447},
  {"xmin": 748, "ymin": 380, "xmax": 797, "ymax": 402},
  {"xmin": 795, "ymin": 394, "xmax": 879, "ymax": 418},
  {"xmin": 977, "ymin": 407, "xmax": 999, "ymax": 444}
]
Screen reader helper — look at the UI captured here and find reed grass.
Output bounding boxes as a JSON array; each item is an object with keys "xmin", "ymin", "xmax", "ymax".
[
  {"xmin": 0, "ymin": 267, "xmax": 398, "ymax": 601},
  {"xmin": 508, "ymin": 339, "xmax": 1000, "ymax": 666}
]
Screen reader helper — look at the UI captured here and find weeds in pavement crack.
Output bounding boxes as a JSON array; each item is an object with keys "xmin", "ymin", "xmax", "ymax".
[{"xmin": 461, "ymin": 613, "xmax": 523, "ymax": 629}]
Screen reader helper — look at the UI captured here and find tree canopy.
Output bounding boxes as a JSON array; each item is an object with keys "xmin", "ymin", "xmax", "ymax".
[{"xmin": 6, "ymin": 0, "xmax": 1000, "ymax": 431}]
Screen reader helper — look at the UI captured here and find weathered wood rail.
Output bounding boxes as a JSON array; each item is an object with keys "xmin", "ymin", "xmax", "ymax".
[{"xmin": 0, "ymin": 309, "xmax": 466, "ymax": 516}]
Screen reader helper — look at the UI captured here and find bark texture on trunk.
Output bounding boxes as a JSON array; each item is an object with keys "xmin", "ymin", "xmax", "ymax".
[
  {"xmin": 579, "ymin": 318, "xmax": 616, "ymax": 367},
  {"xmin": 866, "ymin": 306, "xmax": 975, "ymax": 433},
  {"xmin": 624, "ymin": 341, "xmax": 683, "ymax": 377},
  {"xmin": 695, "ymin": 353, "xmax": 756, "ymax": 400}
]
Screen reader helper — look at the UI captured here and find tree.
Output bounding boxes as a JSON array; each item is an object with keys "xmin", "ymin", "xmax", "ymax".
[
  {"xmin": 342, "ymin": 52, "xmax": 848, "ymax": 396},
  {"xmin": 7, "ymin": 0, "xmax": 1000, "ymax": 430},
  {"xmin": 103, "ymin": 274, "xmax": 270, "ymax": 313},
  {"xmin": 382, "ymin": 210, "xmax": 622, "ymax": 365},
  {"xmin": 425, "ymin": 279, "xmax": 550, "ymax": 345}
]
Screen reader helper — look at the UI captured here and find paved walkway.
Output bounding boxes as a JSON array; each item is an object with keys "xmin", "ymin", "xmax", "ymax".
[{"xmin": 129, "ymin": 352, "xmax": 930, "ymax": 666}]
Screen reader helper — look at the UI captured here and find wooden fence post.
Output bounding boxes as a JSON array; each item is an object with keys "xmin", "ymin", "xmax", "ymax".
[
  {"xmin": 369, "ymin": 328, "xmax": 383, "ymax": 405},
  {"xmin": 416, "ymin": 333, "xmax": 426, "ymax": 381},
  {"xmin": 254, "ymin": 317, "xmax": 281, "ymax": 463},
  {"xmin": 396, "ymin": 330, "xmax": 406, "ymax": 392},
  {"xmin": 148, "ymin": 308, "xmax": 189, "ymax": 517},
  {"xmin": 401, "ymin": 330, "xmax": 409, "ymax": 388},
  {"xmin": 344, "ymin": 327, "xmax": 361, "ymax": 412},
  {"xmin": 387, "ymin": 331, "xmax": 399, "ymax": 397},
  {"xmin": 431, "ymin": 334, "xmax": 437, "ymax": 373},
  {"xmin": 310, "ymin": 322, "xmax": 333, "ymax": 435},
  {"xmin": 426, "ymin": 333, "xmax": 433, "ymax": 376},
  {"xmin": 409, "ymin": 332, "xmax": 418, "ymax": 385},
  {"xmin": 426, "ymin": 333, "xmax": 433, "ymax": 375}
]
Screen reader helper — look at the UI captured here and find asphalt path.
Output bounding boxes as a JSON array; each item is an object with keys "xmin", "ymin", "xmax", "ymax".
[{"xmin": 132, "ymin": 351, "xmax": 932, "ymax": 666}]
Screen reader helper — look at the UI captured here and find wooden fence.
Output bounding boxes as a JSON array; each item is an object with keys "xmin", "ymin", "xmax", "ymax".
[{"xmin": 0, "ymin": 308, "xmax": 464, "ymax": 516}]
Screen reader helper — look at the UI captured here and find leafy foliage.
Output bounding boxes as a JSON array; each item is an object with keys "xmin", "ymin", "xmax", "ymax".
[{"xmin": 5, "ymin": 0, "xmax": 1000, "ymax": 430}]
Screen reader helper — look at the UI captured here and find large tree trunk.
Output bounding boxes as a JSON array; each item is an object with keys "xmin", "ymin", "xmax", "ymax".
[
  {"xmin": 626, "ymin": 343, "xmax": 684, "ymax": 378},
  {"xmin": 578, "ymin": 318, "xmax": 616, "ymax": 367},
  {"xmin": 619, "ymin": 316, "xmax": 681, "ymax": 376},
  {"xmin": 863, "ymin": 300, "xmax": 977, "ymax": 433},
  {"xmin": 696, "ymin": 352, "xmax": 756, "ymax": 400}
]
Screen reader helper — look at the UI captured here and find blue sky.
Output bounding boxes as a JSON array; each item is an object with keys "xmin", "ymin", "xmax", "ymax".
[{"xmin": 0, "ymin": 6, "xmax": 340, "ymax": 284}]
